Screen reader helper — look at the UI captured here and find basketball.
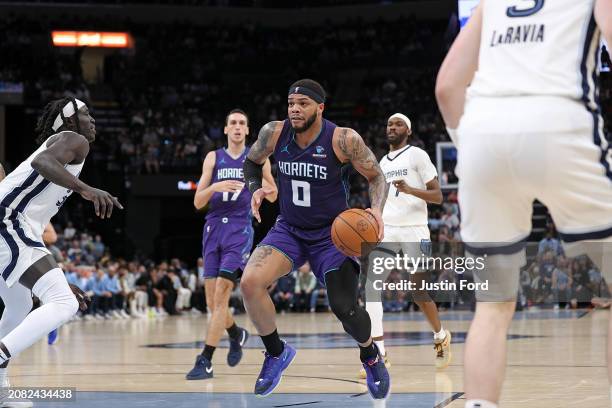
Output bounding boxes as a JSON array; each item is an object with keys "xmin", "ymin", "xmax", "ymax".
[{"xmin": 331, "ymin": 208, "xmax": 380, "ymax": 257}]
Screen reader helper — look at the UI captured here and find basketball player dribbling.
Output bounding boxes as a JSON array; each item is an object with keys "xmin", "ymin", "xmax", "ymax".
[
  {"xmin": 359, "ymin": 113, "xmax": 451, "ymax": 379},
  {"xmin": 436, "ymin": 1, "xmax": 612, "ymax": 407},
  {"xmin": 186, "ymin": 109, "xmax": 277, "ymax": 380},
  {"xmin": 241, "ymin": 79, "xmax": 391, "ymax": 399},
  {"xmin": 0, "ymin": 97, "xmax": 120, "ymax": 407}
]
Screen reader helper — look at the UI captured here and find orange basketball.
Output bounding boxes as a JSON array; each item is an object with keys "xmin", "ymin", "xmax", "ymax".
[{"xmin": 331, "ymin": 209, "xmax": 380, "ymax": 257}]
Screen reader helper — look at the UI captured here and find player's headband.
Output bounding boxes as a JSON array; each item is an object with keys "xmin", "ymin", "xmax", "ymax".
[
  {"xmin": 288, "ymin": 86, "xmax": 325, "ymax": 104},
  {"xmin": 388, "ymin": 113, "xmax": 412, "ymax": 130},
  {"xmin": 52, "ymin": 99, "xmax": 86, "ymax": 132}
]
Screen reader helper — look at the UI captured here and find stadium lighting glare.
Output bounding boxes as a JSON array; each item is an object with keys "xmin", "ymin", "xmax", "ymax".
[{"xmin": 52, "ymin": 31, "xmax": 132, "ymax": 48}]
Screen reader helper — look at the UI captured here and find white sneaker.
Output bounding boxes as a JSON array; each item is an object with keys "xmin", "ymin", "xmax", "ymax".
[
  {"xmin": 83, "ymin": 314, "xmax": 94, "ymax": 321},
  {"xmin": 120, "ymin": 310, "xmax": 130, "ymax": 319}
]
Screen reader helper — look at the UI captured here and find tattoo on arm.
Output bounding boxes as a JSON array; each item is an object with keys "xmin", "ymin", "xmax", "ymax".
[
  {"xmin": 337, "ymin": 128, "xmax": 388, "ymax": 210},
  {"xmin": 247, "ymin": 122, "xmax": 277, "ymax": 164}
]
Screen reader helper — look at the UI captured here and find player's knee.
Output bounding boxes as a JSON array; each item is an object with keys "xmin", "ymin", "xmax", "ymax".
[
  {"xmin": 474, "ymin": 302, "xmax": 515, "ymax": 328},
  {"xmin": 213, "ymin": 283, "xmax": 232, "ymax": 308},
  {"xmin": 329, "ymin": 297, "xmax": 356, "ymax": 321},
  {"xmin": 240, "ymin": 274, "xmax": 263, "ymax": 299}
]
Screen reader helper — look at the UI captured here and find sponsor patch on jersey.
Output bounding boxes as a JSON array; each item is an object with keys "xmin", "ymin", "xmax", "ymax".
[{"xmin": 312, "ymin": 145, "xmax": 327, "ymax": 158}]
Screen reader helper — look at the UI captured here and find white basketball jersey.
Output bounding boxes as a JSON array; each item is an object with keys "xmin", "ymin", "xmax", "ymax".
[
  {"xmin": 468, "ymin": 0, "xmax": 600, "ymax": 111},
  {"xmin": 0, "ymin": 136, "xmax": 84, "ymax": 238},
  {"xmin": 380, "ymin": 145, "xmax": 437, "ymax": 227}
]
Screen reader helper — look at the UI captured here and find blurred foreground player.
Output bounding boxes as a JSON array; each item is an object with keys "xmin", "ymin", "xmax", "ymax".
[
  {"xmin": 186, "ymin": 109, "xmax": 277, "ymax": 380},
  {"xmin": 359, "ymin": 113, "xmax": 451, "ymax": 379},
  {"xmin": 0, "ymin": 98, "xmax": 121, "ymax": 407},
  {"xmin": 242, "ymin": 79, "xmax": 391, "ymax": 399},
  {"xmin": 436, "ymin": 1, "xmax": 612, "ymax": 407}
]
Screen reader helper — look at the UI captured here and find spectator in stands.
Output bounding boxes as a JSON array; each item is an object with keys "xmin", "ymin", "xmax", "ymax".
[
  {"xmin": 552, "ymin": 256, "xmax": 571, "ymax": 309},
  {"xmin": 294, "ymin": 263, "xmax": 316, "ymax": 312},
  {"xmin": 310, "ymin": 281, "xmax": 329, "ymax": 313},
  {"xmin": 169, "ymin": 267, "xmax": 192, "ymax": 313},
  {"xmin": 570, "ymin": 256, "xmax": 592, "ymax": 308},
  {"xmin": 91, "ymin": 268, "xmax": 112, "ymax": 319},
  {"xmin": 155, "ymin": 267, "xmax": 178, "ymax": 315},
  {"xmin": 106, "ymin": 264, "xmax": 129, "ymax": 318},
  {"xmin": 538, "ymin": 230, "xmax": 563, "ymax": 256},
  {"xmin": 64, "ymin": 222, "xmax": 76, "ymax": 240},
  {"xmin": 271, "ymin": 274, "xmax": 295, "ymax": 313}
]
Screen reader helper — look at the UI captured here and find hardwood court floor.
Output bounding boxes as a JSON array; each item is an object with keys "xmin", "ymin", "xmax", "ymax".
[{"xmin": 7, "ymin": 308, "xmax": 609, "ymax": 407}]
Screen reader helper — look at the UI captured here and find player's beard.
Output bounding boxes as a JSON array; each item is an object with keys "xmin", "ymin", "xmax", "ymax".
[
  {"xmin": 292, "ymin": 112, "xmax": 317, "ymax": 133},
  {"xmin": 387, "ymin": 131, "xmax": 409, "ymax": 148}
]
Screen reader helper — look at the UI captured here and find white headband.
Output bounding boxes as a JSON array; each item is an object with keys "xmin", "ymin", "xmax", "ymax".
[
  {"xmin": 52, "ymin": 99, "xmax": 86, "ymax": 132},
  {"xmin": 388, "ymin": 113, "xmax": 411, "ymax": 130}
]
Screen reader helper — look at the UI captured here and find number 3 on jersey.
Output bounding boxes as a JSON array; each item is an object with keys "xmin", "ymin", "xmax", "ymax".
[
  {"xmin": 291, "ymin": 180, "xmax": 311, "ymax": 207},
  {"xmin": 507, "ymin": 0, "xmax": 544, "ymax": 18}
]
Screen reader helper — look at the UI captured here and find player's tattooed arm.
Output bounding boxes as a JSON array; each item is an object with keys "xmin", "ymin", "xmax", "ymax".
[
  {"xmin": 334, "ymin": 127, "xmax": 387, "ymax": 240},
  {"xmin": 247, "ymin": 121, "xmax": 283, "ymax": 164},
  {"xmin": 335, "ymin": 128, "xmax": 388, "ymax": 211}
]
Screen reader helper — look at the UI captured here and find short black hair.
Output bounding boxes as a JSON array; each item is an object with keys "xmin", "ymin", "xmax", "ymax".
[
  {"xmin": 34, "ymin": 97, "xmax": 82, "ymax": 145},
  {"xmin": 225, "ymin": 108, "xmax": 248, "ymax": 126},
  {"xmin": 289, "ymin": 79, "xmax": 326, "ymax": 100}
]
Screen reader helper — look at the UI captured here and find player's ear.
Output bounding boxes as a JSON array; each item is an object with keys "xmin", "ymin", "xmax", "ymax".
[
  {"xmin": 63, "ymin": 115, "xmax": 77, "ymax": 131},
  {"xmin": 246, "ymin": 126, "xmax": 250, "ymax": 136}
]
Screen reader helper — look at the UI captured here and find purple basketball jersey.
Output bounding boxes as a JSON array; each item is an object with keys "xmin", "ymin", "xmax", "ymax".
[
  {"xmin": 206, "ymin": 147, "xmax": 252, "ymax": 222},
  {"xmin": 274, "ymin": 119, "xmax": 350, "ymax": 229}
]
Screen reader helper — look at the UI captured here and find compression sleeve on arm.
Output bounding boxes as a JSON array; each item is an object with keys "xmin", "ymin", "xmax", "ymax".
[{"xmin": 244, "ymin": 158, "xmax": 263, "ymax": 193}]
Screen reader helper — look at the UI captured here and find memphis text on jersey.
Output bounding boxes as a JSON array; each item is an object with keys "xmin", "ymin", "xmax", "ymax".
[{"xmin": 490, "ymin": 24, "xmax": 545, "ymax": 47}]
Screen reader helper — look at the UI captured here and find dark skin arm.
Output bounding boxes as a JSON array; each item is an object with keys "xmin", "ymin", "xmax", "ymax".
[
  {"xmin": 247, "ymin": 121, "xmax": 283, "ymax": 222},
  {"xmin": 31, "ymin": 131, "xmax": 123, "ymax": 218},
  {"xmin": 333, "ymin": 127, "xmax": 388, "ymax": 240},
  {"xmin": 393, "ymin": 177, "xmax": 443, "ymax": 205}
]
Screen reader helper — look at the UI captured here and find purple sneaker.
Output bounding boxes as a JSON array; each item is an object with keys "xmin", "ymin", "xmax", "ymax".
[
  {"xmin": 362, "ymin": 345, "xmax": 390, "ymax": 399},
  {"xmin": 254, "ymin": 341, "xmax": 296, "ymax": 397}
]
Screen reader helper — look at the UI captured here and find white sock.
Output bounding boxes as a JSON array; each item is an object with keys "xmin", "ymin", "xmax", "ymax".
[
  {"xmin": 366, "ymin": 301, "xmax": 384, "ymax": 337},
  {"xmin": 374, "ymin": 340, "xmax": 386, "ymax": 357},
  {"xmin": 434, "ymin": 326, "xmax": 447, "ymax": 341},
  {"xmin": 465, "ymin": 400, "xmax": 498, "ymax": 408},
  {"xmin": 1, "ymin": 269, "xmax": 78, "ymax": 358}
]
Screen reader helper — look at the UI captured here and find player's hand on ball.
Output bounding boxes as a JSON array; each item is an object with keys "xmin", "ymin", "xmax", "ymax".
[
  {"xmin": 214, "ymin": 180, "xmax": 245, "ymax": 193},
  {"xmin": 365, "ymin": 207, "xmax": 384, "ymax": 241},
  {"xmin": 251, "ymin": 187, "xmax": 275, "ymax": 223},
  {"xmin": 392, "ymin": 179, "xmax": 412, "ymax": 195},
  {"xmin": 80, "ymin": 187, "xmax": 123, "ymax": 219}
]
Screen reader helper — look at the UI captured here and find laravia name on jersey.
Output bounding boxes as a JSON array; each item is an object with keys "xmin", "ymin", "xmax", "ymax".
[
  {"xmin": 217, "ymin": 168, "xmax": 243, "ymax": 180},
  {"xmin": 490, "ymin": 24, "xmax": 545, "ymax": 47},
  {"xmin": 277, "ymin": 161, "xmax": 328, "ymax": 180}
]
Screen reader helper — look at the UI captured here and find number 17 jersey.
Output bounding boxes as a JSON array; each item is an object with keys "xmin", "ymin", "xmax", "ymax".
[
  {"xmin": 274, "ymin": 119, "xmax": 350, "ymax": 229},
  {"xmin": 206, "ymin": 147, "xmax": 252, "ymax": 223}
]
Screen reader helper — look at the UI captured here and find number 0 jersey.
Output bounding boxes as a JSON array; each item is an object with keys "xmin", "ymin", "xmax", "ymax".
[
  {"xmin": 274, "ymin": 119, "xmax": 350, "ymax": 229},
  {"xmin": 468, "ymin": 0, "xmax": 600, "ymax": 112}
]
